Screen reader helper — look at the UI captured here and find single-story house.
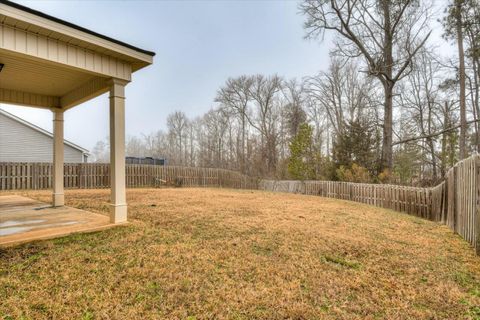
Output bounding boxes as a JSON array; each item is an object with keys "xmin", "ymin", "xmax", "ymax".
[{"xmin": 0, "ymin": 108, "xmax": 89, "ymax": 163}]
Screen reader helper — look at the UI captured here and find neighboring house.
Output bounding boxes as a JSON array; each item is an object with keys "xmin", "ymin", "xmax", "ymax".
[{"xmin": 0, "ymin": 109, "xmax": 89, "ymax": 163}]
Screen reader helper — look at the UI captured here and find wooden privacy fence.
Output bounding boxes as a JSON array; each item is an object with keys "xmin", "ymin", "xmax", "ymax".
[
  {"xmin": 260, "ymin": 154, "xmax": 480, "ymax": 254},
  {"xmin": 259, "ymin": 180, "xmax": 435, "ymax": 219},
  {"xmin": 1, "ymin": 156, "xmax": 479, "ymax": 254},
  {"xmin": 0, "ymin": 163, "xmax": 258, "ymax": 191}
]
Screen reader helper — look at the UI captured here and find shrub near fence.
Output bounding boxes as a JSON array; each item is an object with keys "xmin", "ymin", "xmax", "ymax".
[
  {"xmin": 0, "ymin": 163, "xmax": 258, "ymax": 191},
  {"xmin": 259, "ymin": 154, "xmax": 480, "ymax": 254}
]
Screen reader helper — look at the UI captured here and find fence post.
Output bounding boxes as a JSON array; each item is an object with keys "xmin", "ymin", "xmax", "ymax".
[
  {"xmin": 442, "ymin": 182, "xmax": 447, "ymax": 223},
  {"xmin": 453, "ymin": 166, "xmax": 458, "ymax": 233},
  {"xmin": 32, "ymin": 163, "xmax": 38, "ymax": 190},
  {"xmin": 78, "ymin": 163, "xmax": 83, "ymax": 189},
  {"xmin": 476, "ymin": 158, "xmax": 480, "ymax": 255}
]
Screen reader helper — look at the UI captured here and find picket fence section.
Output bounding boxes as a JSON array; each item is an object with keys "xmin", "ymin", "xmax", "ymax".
[
  {"xmin": 260, "ymin": 154, "xmax": 480, "ymax": 254},
  {"xmin": 0, "ymin": 163, "xmax": 258, "ymax": 191}
]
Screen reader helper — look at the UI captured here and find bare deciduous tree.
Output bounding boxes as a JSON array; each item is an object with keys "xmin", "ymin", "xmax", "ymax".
[
  {"xmin": 215, "ymin": 76, "xmax": 253, "ymax": 173},
  {"xmin": 300, "ymin": 0, "xmax": 432, "ymax": 170},
  {"xmin": 167, "ymin": 111, "xmax": 189, "ymax": 165}
]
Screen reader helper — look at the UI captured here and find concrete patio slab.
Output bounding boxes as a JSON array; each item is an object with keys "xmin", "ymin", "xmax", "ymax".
[{"xmin": 0, "ymin": 195, "xmax": 117, "ymax": 247}]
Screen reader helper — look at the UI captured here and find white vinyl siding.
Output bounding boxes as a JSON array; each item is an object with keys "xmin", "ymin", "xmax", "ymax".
[
  {"xmin": 0, "ymin": 112, "xmax": 86, "ymax": 163},
  {"xmin": 0, "ymin": 24, "xmax": 132, "ymax": 81}
]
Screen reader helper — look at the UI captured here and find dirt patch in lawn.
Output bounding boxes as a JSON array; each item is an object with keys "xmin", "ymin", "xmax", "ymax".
[{"xmin": 1, "ymin": 188, "xmax": 480, "ymax": 319}]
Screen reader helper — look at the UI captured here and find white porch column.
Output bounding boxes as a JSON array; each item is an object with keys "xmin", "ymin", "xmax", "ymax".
[
  {"xmin": 109, "ymin": 79, "xmax": 128, "ymax": 223},
  {"xmin": 52, "ymin": 110, "xmax": 64, "ymax": 207}
]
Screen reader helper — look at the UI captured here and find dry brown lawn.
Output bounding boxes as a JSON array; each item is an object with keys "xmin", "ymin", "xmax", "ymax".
[{"xmin": 1, "ymin": 188, "xmax": 480, "ymax": 320}]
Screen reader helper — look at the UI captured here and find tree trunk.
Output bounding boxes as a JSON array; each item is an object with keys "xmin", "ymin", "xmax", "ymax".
[
  {"xmin": 456, "ymin": 0, "xmax": 467, "ymax": 159},
  {"xmin": 440, "ymin": 101, "xmax": 449, "ymax": 177},
  {"xmin": 427, "ymin": 137, "xmax": 437, "ymax": 178},
  {"xmin": 427, "ymin": 101, "xmax": 437, "ymax": 179},
  {"xmin": 241, "ymin": 113, "xmax": 246, "ymax": 174},
  {"xmin": 472, "ymin": 55, "xmax": 480, "ymax": 152},
  {"xmin": 381, "ymin": 82, "xmax": 394, "ymax": 171},
  {"xmin": 469, "ymin": 76, "xmax": 480, "ymax": 152},
  {"xmin": 381, "ymin": 0, "xmax": 394, "ymax": 171}
]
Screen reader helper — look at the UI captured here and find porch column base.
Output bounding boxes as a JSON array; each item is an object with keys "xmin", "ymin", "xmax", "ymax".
[
  {"xmin": 110, "ymin": 203, "xmax": 127, "ymax": 224},
  {"xmin": 52, "ymin": 193, "xmax": 64, "ymax": 207}
]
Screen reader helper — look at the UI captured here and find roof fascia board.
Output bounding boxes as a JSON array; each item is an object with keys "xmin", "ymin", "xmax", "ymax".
[{"xmin": 0, "ymin": 2, "xmax": 154, "ymax": 67}]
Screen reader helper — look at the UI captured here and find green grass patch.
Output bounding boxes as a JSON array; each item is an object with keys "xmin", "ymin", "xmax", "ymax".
[{"xmin": 323, "ymin": 254, "xmax": 361, "ymax": 269}]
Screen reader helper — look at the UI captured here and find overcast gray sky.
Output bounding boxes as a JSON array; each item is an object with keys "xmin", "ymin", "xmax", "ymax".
[{"xmin": 1, "ymin": 0, "xmax": 334, "ymax": 151}]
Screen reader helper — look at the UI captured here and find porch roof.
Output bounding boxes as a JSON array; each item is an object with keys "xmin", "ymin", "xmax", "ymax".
[{"xmin": 0, "ymin": 0, "xmax": 155, "ymax": 110}]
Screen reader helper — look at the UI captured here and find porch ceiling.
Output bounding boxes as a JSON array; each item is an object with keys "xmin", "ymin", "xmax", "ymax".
[{"xmin": 0, "ymin": 50, "xmax": 98, "ymax": 97}]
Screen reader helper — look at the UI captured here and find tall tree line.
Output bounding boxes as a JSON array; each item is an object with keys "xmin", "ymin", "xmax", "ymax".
[{"xmin": 92, "ymin": 0, "xmax": 480, "ymax": 186}]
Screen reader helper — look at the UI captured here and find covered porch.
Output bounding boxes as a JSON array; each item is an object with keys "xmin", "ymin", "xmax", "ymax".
[
  {"xmin": 0, "ymin": 195, "xmax": 113, "ymax": 246},
  {"xmin": 0, "ymin": 1, "xmax": 154, "ymax": 243}
]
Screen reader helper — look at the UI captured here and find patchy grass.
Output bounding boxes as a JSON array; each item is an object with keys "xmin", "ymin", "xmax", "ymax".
[
  {"xmin": 1, "ymin": 188, "xmax": 480, "ymax": 319},
  {"xmin": 323, "ymin": 254, "xmax": 361, "ymax": 269}
]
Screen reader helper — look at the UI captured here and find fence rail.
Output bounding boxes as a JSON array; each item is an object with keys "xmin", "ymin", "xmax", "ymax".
[
  {"xmin": 260, "ymin": 154, "xmax": 480, "ymax": 254},
  {"xmin": 0, "ymin": 163, "xmax": 258, "ymax": 191},
  {"xmin": 1, "ymin": 156, "xmax": 479, "ymax": 254}
]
